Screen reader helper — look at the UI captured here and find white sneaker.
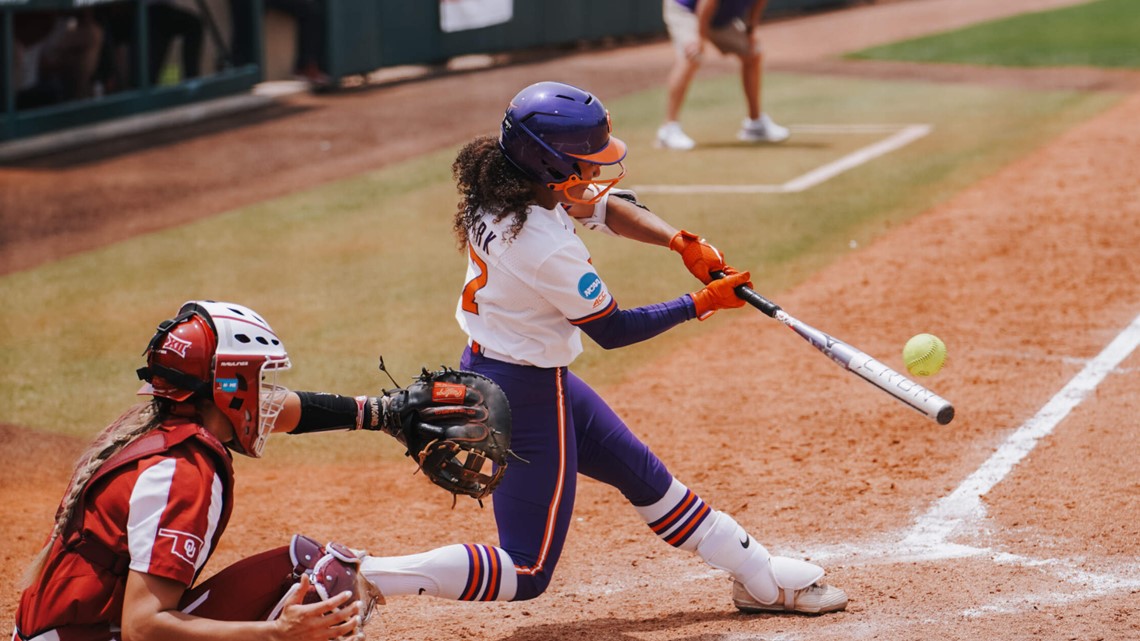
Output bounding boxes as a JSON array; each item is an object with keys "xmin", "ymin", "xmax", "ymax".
[
  {"xmin": 655, "ymin": 122, "xmax": 696, "ymax": 150},
  {"xmin": 732, "ymin": 579, "xmax": 848, "ymax": 615},
  {"xmin": 737, "ymin": 114, "xmax": 790, "ymax": 143}
]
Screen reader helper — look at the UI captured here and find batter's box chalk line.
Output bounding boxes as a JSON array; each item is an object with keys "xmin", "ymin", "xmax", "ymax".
[
  {"xmin": 633, "ymin": 124, "xmax": 932, "ymax": 195},
  {"xmin": 798, "ymin": 312, "xmax": 1140, "ymax": 610}
]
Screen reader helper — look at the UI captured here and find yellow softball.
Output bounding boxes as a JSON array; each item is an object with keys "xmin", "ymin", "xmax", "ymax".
[{"xmin": 903, "ymin": 333, "xmax": 947, "ymax": 377}]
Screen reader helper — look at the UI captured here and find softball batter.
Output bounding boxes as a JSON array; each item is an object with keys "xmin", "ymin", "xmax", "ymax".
[{"xmin": 358, "ymin": 81, "xmax": 847, "ymax": 615}]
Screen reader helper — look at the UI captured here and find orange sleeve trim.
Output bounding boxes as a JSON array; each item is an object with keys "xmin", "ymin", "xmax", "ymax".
[{"xmin": 568, "ymin": 297, "xmax": 617, "ymax": 325}]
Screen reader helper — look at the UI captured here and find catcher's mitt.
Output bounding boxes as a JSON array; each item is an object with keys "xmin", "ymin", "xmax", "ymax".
[{"xmin": 384, "ymin": 368, "xmax": 513, "ymax": 501}]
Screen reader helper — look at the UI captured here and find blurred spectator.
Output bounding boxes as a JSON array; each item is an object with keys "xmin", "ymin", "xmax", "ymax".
[
  {"xmin": 94, "ymin": 0, "xmax": 204, "ymax": 92},
  {"xmin": 230, "ymin": 0, "xmax": 330, "ymax": 88},
  {"xmin": 14, "ymin": 11, "xmax": 104, "ymax": 109},
  {"xmin": 148, "ymin": 0, "xmax": 204, "ymax": 84}
]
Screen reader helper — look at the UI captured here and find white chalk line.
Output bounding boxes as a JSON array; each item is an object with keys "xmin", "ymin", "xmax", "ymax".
[
  {"xmin": 633, "ymin": 124, "xmax": 932, "ymax": 195},
  {"xmin": 783, "ymin": 311, "xmax": 1140, "ymax": 636},
  {"xmin": 904, "ymin": 311, "xmax": 1140, "ymax": 551}
]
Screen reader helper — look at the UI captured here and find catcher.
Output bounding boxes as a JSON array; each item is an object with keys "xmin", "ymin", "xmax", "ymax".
[{"xmin": 13, "ymin": 300, "xmax": 511, "ymax": 641}]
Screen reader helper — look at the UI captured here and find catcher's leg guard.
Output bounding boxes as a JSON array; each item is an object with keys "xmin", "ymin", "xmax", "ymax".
[
  {"xmin": 361, "ymin": 543, "xmax": 518, "ymax": 602},
  {"xmin": 267, "ymin": 535, "xmax": 383, "ymax": 622}
]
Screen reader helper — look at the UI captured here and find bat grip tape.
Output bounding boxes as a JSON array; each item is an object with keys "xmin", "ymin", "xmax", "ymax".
[{"xmin": 710, "ymin": 270, "xmax": 781, "ymax": 318}]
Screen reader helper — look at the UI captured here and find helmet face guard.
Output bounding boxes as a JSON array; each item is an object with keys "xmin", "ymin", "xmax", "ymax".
[
  {"xmin": 547, "ymin": 162, "xmax": 626, "ymax": 206},
  {"xmin": 139, "ymin": 301, "xmax": 291, "ymax": 458},
  {"xmin": 499, "ymin": 81, "xmax": 627, "ymax": 205}
]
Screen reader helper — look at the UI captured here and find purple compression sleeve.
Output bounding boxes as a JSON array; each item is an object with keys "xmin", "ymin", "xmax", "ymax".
[{"xmin": 577, "ymin": 295, "xmax": 696, "ymax": 350}]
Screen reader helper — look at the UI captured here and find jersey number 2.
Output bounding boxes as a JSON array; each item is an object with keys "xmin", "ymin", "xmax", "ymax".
[{"xmin": 461, "ymin": 246, "xmax": 488, "ymax": 314}]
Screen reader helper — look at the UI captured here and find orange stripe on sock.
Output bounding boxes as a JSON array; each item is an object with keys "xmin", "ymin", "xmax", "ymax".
[
  {"xmin": 652, "ymin": 491, "xmax": 696, "ymax": 535},
  {"xmin": 484, "ymin": 547, "xmax": 500, "ymax": 601},
  {"xmin": 461, "ymin": 544, "xmax": 482, "ymax": 601},
  {"xmin": 666, "ymin": 503, "xmax": 710, "ymax": 546}
]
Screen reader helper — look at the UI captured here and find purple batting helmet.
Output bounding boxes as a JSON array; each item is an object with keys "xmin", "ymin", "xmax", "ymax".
[{"xmin": 499, "ymin": 81, "xmax": 627, "ymax": 199}]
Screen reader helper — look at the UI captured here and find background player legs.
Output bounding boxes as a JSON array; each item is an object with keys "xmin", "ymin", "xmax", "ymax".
[
  {"xmin": 665, "ymin": 54, "xmax": 700, "ymax": 126},
  {"xmin": 658, "ymin": 51, "xmax": 701, "ymax": 150},
  {"xmin": 741, "ymin": 48, "xmax": 762, "ymax": 121}
]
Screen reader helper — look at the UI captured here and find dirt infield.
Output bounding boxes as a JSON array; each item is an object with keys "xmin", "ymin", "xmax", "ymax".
[{"xmin": 4, "ymin": 1, "xmax": 1139, "ymax": 639}]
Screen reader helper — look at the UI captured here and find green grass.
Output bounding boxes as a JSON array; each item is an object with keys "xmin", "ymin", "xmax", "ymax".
[
  {"xmin": 0, "ymin": 72, "xmax": 1120, "ymax": 443},
  {"xmin": 847, "ymin": 0, "xmax": 1140, "ymax": 68}
]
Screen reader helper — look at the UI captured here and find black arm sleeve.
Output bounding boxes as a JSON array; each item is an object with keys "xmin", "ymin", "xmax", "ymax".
[{"xmin": 290, "ymin": 391, "xmax": 367, "ymax": 434}]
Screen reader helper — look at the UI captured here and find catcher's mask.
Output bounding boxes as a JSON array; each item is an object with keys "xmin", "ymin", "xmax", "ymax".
[
  {"xmin": 499, "ymin": 81, "xmax": 627, "ymax": 205},
  {"xmin": 137, "ymin": 300, "xmax": 291, "ymax": 458}
]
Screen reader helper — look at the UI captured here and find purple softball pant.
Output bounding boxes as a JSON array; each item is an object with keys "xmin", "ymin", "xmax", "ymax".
[{"xmin": 461, "ymin": 346, "xmax": 674, "ymax": 600}]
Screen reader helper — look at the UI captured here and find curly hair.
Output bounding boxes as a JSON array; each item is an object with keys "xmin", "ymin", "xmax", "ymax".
[{"xmin": 451, "ymin": 136, "xmax": 536, "ymax": 249}]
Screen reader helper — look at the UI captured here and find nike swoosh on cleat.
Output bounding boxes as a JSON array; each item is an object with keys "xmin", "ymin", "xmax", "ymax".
[
  {"xmin": 418, "ymin": 588, "xmax": 427, "ymax": 595},
  {"xmin": 740, "ymin": 536, "xmax": 750, "ymax": 549}
]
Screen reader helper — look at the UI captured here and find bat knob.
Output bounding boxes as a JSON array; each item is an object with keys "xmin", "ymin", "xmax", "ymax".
[{"xmin": 936, "ymin": 404, "xmax": 955, "ymax": 425}]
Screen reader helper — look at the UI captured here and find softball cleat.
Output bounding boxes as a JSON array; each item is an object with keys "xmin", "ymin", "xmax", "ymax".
[
  {"xmin": 732, "ymin": 579, "xmax": 848, "ymax": 615},
  {"xmin": 737, "ymin": 114, "xmax": 789, "ymax": 143}
]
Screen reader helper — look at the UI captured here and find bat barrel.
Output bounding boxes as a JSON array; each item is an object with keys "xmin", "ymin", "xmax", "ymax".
[{"xmin": 845, "ymin": 350, "xmax": 956, "ymax": 425}]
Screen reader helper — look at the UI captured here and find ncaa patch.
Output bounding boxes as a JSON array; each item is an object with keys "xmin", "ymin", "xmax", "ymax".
[
  {"xmin": 216, "ymin": 378, "xmax": 239, "ymax": 392},
  {"xmin": 577, "ymin": 272, "xmax": 604, "ymax": 300}
]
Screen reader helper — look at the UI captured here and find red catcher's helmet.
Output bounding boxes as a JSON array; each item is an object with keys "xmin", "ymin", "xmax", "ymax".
[{"xmin": 138, "ymin": 301, "xmax": 292, "ymax": 458}]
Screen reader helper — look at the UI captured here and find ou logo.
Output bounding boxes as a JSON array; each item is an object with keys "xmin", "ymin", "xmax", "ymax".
[{"xmin": 158, "ymin": 528, "xmax": 205, "ymax": 566}]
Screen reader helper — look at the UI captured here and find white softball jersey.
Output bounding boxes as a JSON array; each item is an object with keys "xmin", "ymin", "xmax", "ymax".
[{"xmin": 456, "ymin": 203, "xmax": 615, "ymax": 368}]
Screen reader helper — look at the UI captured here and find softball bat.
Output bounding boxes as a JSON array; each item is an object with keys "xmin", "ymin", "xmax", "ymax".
[{"xmin": 712, "ymin": 272, "xmax": 955, "ymax": 425}]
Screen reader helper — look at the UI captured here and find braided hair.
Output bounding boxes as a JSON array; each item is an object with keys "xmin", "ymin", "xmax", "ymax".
[
  {"xmin": 451, "ymin": 136, "xmax": 537, "ymax": 249},
  {"xmin": 19, "ymin": 400, "xmax": 168, "ymax": 588}
]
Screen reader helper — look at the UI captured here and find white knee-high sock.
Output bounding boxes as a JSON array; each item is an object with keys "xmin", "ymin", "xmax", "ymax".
[
  {"xmin": 634, "ymin": 478, "xmax": 779, "ymax": 604},
  {"xmin": 360, "ymin": 544, "xmax": 517, "ymax": 601}
]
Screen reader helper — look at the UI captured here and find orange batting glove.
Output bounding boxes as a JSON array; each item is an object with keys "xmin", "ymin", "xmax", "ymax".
[
  {"xmin": 669, "ymin": 230, "xmax": 739, "ymax": 284},
  {"xmin": 691, "ymin": 271, "xmax": 752, "ymax": 320}
]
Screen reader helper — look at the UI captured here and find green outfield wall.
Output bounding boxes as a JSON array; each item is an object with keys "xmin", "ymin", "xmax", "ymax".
[
  {"xmin": 324, "ymin": 0, "xmax": 857, "ymax": 77},
  {"xmin": 2, "ymin": 0, "xmax": 856, "ymax": 143}
]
